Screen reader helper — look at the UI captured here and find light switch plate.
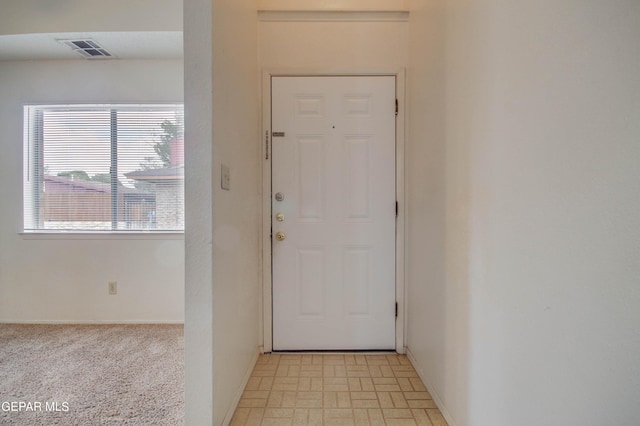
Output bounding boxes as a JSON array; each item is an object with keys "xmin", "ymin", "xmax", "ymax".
[{"xmin": 221, "ymin": 164, "xmax": 230, "ymax": 190}]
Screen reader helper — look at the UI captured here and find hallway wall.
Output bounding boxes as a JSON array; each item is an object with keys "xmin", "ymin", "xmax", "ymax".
[
  {"xmin": 259, "ymin": 17, "xmax": 408, "ymax": 70},
  {"xmin": 184, "ymin": 0, "xmax": 260, "ymax": 424},
  {"xmin": 406, "ymin": 0, "xmax": 467, "ymax": 423},
  {"xmin": 211, "ymin": 0, "xmax": 261, "ymax": 423},
  {"xmin": 407, "ymin": 0, "xmax": 640, "ymax": 425},
  {"xmin": 187, "ymin": 0, "xmax": 640, "ymax": 424}
]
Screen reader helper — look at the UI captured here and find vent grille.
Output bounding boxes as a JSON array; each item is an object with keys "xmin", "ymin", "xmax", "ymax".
[{"xmin": 60, "ymin": 39, "xmax": 114, "ymax": 59}]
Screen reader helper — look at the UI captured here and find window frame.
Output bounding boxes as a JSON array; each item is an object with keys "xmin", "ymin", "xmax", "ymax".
[{"xmin": 22, "ymin": 103, "xmax": 185, "ymax": 235}]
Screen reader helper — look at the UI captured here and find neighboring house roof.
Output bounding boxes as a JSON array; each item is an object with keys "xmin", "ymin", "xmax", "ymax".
[
  {"xmin": 125, "ymin": 165, "xmax": 184, "ymax": 181},
  {"xmin": 44, "ymin": 175, "xmax": 149, "ymax": 195}
]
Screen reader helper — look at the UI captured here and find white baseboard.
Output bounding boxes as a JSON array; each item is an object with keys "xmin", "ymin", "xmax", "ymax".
[
  {"xmin": 0, "ymin": 320, "xmax": 185, "ymax": 325},
  {"xmin": 406, "ymin": 347, "xmax": 458, "ymax": 426},
  {"xmin": 222, "ymin": 347, "xmax": 260, "ymax": 426}
]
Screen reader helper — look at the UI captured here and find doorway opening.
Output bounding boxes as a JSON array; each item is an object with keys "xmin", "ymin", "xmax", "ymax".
[{"xmin": 261, "ymin": 71, "xmax": 406, "ymax": 353}]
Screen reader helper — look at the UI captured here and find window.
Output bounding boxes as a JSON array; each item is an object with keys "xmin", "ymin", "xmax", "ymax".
[{"xmin": 23, "ymin": 104, "xmax": 184, "ymax": 232}]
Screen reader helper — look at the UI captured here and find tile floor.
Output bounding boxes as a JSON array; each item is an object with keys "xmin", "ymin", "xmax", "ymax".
[{"xmin": 230, "ymin": 353, "xmax": 449, "ymax": 426}]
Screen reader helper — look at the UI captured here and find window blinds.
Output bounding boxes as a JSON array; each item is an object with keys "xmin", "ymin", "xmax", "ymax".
[{"xmin": 23, "ymin": 104, "xmax": 184, "ymax": 232}]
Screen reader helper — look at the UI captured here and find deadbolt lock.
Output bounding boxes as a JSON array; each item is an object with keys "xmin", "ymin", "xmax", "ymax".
[
  {"xmin": 275, "ymin": 192, "xmax": 284, "ymax": 202},
  {"xmin": 275, "ymin": 232, "xmax": 286, "ymax": 241},
  {"xmin": 275, "ymin": 212, "xmax": 285, "ymax": 222}
]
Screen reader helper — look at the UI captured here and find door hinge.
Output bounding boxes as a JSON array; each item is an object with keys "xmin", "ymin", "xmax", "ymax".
[
  {"xmin": 265, "ymin": 130, "xmax": 269, "ymax": 160},
  {"xmin": 395, "ymin": 302, "xmax": 398, "ymax": 317},
  {"xmin": 395, "ymin": 99, "xmax": 398, "ymax": 116}
]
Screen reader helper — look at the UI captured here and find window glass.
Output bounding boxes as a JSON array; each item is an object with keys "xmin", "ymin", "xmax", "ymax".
[{"xmin": 23, "ymin": 104, "xmax": 184, "ymax": 232}]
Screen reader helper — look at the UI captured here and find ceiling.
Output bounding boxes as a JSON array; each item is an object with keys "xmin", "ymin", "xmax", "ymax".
[{"xmin": 0, "ymin": 31, "xmax": 183, "ymax": 61}]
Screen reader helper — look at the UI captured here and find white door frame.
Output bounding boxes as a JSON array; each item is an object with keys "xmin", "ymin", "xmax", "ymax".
[{"xmin": 261, "ymin": 68, "xmax": 406, "ymax": 353}]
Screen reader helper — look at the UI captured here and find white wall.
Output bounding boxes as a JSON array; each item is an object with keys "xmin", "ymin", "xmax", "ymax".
[
  {"xmin": 259, "ymin": 18, "xmax": 408, "ymax": 70},
  {"xmin": 211, "ymin": 0, "xmax": 261, "ymax": 424},
  {"xmin": 258, "ymin": 0, "xmax": 408, "ymax": 70},
  {"xmin": 0, "ymin": 59, "xmax": 185, "ymax": 323},
  {"xmin": 258, "ymin": 0, "xmax": 408, "ymax": 11},
  {"xmin": 406, "ymin": 0, "xmax": 469, "ymax": 423},
  {"xmin": 184, "ymin": 0, "xmax": 261, "ymax": 424},
  {"xmin": 407, "ymin": 0, "xmax": 640, "ymax": 425},
  {"xmin": 184, "ymin": 0, "xmax": 214, "ymax": 422},
  {"xmin": 0, "ymin": 0, "xmax": 182, "ymax": 35}
]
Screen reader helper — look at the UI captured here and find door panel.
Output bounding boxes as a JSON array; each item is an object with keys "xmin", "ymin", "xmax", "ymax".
[{"xmin": 272, "ymin": 76, "xmax": 396, "ymax": 350}]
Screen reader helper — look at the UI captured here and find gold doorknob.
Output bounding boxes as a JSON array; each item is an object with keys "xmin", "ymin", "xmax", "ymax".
[
  {"xmin": 275, "ymin": 212, "xmax": 285, "ymax": 222},
  {"xmin": 275, "ymin": 232, "xmax": 286, "ymax": 241}
]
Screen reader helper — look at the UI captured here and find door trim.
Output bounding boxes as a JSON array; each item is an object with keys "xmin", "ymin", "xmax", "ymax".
[{"xmin": 260, "ymin": 68, "xmax": 406, "ymax": 353}]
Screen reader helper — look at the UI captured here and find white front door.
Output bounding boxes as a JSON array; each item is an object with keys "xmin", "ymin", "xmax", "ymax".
[{"xmin": 271, "ymin": 76, "xmax": 396, "ymax": 350}]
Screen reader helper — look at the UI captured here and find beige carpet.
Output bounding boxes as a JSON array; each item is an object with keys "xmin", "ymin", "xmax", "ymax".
[{"xmin": 0, "ymin": 324, "xmax": 183, "ymax": 425}]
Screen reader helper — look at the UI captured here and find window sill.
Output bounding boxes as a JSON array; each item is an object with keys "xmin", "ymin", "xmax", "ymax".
[{"xmin": 19, "ymin": 231, "xmax": 185, "ymax": 241}]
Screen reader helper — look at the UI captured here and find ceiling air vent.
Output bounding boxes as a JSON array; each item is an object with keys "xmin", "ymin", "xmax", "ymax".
[{"xmin": 60, "ymin": 39, "xmax": 114, "ymax": 59}]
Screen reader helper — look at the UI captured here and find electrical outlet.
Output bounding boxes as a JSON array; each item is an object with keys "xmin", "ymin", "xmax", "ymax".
[{"xmin": 108, "ymin": 281, "xmax": 117, "ymax": 295}]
